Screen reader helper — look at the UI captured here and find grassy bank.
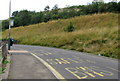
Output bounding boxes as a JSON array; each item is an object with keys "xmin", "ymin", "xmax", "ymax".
[
  {"xmin": 2, "ymin": 13, "xmax": 119, "ymax": 58},
  {"xmin": 0, "ymin": 20, "xmax": 2, "ymax": 27}
]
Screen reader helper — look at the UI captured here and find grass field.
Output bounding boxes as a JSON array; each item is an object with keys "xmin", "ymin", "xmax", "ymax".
[{"xmin": 2, "ymin": 13, "xmax": 119, "ymax": 58}]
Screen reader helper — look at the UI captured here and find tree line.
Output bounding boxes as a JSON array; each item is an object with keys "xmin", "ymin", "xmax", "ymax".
[{"xmin": 2, "ymin": 1, "xmax": 120, "ymax": 30}]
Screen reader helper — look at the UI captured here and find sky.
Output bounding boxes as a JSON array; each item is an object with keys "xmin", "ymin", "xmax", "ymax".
[{"xmin": 0, "ymin": 0, "xmax": 119, "ymax": 20}]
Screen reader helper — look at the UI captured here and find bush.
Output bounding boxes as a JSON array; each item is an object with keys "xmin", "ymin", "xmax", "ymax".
[{"xmin": 64, "ymin": 22, "xmax": 75, "ymax": 32}]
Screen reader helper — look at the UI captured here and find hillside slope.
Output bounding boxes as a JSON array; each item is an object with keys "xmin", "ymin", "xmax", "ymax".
[
  {"xmin": 0, "ymin": 20, "xmax": 2, "ymax": 29},
  {"xmin": 3, "ymin": 13, "xmax": 119, "ymax": 58},
  {"xmin": 0, "ymin": 20, "xmax": 2, "ymax": 25}
]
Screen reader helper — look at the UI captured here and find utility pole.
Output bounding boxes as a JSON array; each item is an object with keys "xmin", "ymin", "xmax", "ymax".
[{"xmin": 8, "ymin": 0, "xmax": 11, "ymax": 50}]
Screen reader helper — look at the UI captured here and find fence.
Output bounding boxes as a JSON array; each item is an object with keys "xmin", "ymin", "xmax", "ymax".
[{"xmin": 0, "ymin": 42, "xmax": 8, "ymax": 67}]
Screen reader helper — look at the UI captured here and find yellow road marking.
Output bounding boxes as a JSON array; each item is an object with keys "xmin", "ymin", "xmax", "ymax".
[
  {"xmin": 55, "ymin": 58, "xmax": 70, "ymax": 64},
  {"xmin": 61, "ymin": 58, "xmax": 70, "ymax": 64},
  {"xmin": 85, "ymin": 72, "xmax": 95, "ymax": 77},
  {"xmin": 79, "ymin": 67, "xmax": 95, "ymax": 77},
  {"xmin": 55, "ymin": 58, "xmax": 65, "ymax": 64},
  {"xmin": 86, "ymin": 66, "xmax": 104, "ymax": 77},
  {"xmin": 30, "ymin": 53, "xmax": 65, "ymax": 79},
  {"xmin": 46, "ymin": 59, "xmax": 58, "ymax": 65},
  {"xmin": 65, "ymin": 68, "xmax": 87, "ymax": 79},
  {"xmin": 90, "ymin": 66, "xmax": 113, "ymax": 76},
  {"xmin": 84, "ymin": 66, "xmax": 104, "ymax": 77},
  {"xmin": 65, "ymin": 66, "xmax": 113, "ymax": 79},
  {"xmin": 80, "ymin": 67, "xmax": 86, "ymax": 70}
]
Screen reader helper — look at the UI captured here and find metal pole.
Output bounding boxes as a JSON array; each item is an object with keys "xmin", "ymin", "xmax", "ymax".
[{"xmin": 8, "ymin": 0, "xmax": 11, "ymax": 50}]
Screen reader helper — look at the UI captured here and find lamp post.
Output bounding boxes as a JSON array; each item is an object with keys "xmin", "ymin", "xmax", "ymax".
[{"xmin": 8, "ymin": 0, "xmax": 11, "ymax": 50}]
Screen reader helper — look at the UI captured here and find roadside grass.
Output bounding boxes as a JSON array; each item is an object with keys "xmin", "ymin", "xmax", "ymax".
[
  {"xmin": 2, "ymin": 13, "xmax": 119, "ymax": 58},
  {"xmin": 0, "ymin": 67, "xmax": 5, "ymax": 74},
  {"xmin": 0, "ymin": 60, "xmax": 10, "ymax": 74}
]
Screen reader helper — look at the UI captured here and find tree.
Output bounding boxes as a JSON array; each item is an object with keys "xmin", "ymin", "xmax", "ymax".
[
  {"xmin": 31, "ymin": 12, "xmax": 44, "ymax": 24},
  {"xmin": 118, "ymin": 2, "xmax": 120, "ymax": 12},
  {"xmin": 51, "ymin": 4, "xmax": 59, "ymax": 19},
  {"xmin": 12, "ymin": 11, "xmax": 18, "ymax": 17},
  {"xmin": 43, "ymin": 11, "xmax": 52, "ymax": 22},
  {"xmin": 52, "ymin": 4, "xmax": 59, "ymax": 10},
  {"xmin": 44, "ymin": 5, "xmax": 50, "ymax": 11},
  {"xmin": 14, "ymin": 10, "xmax": 31, "ymax": 26},
  {"xmin": 107, "ymin": 2, "xmax": 118, "ymax": 12}
]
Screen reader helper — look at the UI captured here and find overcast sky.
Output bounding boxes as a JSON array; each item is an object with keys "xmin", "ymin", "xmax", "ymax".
[{"xmin": 0, "ymin": 0, "xmax": 119, "ymax": 20}]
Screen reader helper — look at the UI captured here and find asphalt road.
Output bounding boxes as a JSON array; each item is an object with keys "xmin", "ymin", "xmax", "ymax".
[{"xmin": 11, "ymin": 44, "xmax": 119, "ymax": 80}]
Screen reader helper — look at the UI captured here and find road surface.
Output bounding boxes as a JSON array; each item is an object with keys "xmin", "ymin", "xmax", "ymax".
[{"xmin": 11, "ymin": 44, "xmax": 119, "ymax": 80}]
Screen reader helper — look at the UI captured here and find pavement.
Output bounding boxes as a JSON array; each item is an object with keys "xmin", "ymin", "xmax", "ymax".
[
  {"xmin": 2, "ymin": 44, "xmax": 119, "ymax": 80},
  {"xmin": 7, "ymin": 50, "xmax": 56, "ymax": 79}
]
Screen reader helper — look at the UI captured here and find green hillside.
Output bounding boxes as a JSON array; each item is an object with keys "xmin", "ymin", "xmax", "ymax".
[
  {"xmin": 0, "ymin": 20, "xmax": 2, "ymax": 29},
  {"xmin": 2, "ymin": 13, "xmax": 119, "ymax": 58}
]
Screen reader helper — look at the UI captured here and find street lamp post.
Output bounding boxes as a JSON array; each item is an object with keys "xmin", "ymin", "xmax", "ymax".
[{"xmin": 8, "ymin": 0, "xmax": 11, "ymax": 50}]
